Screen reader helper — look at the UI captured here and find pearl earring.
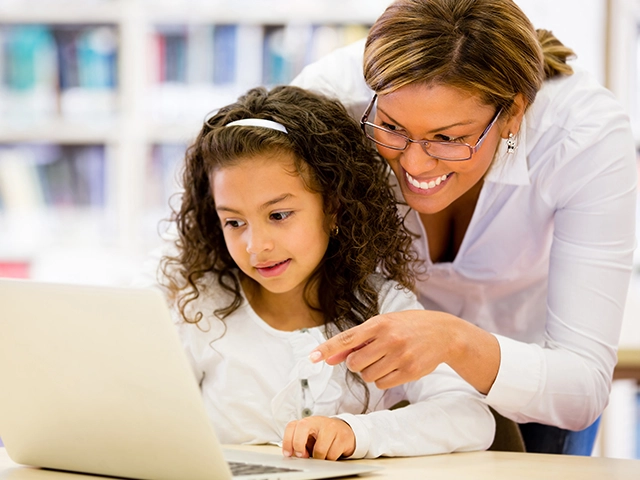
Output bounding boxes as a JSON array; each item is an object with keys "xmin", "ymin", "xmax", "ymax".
[{"xmin": 506, "ymin": 132, "xmax": 517, "ymax": 154}]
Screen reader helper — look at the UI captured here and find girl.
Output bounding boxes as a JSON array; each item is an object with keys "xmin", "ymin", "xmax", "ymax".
[{"xmin": 157, "ymin": 85, "xmax": 494, "ymax": 460}]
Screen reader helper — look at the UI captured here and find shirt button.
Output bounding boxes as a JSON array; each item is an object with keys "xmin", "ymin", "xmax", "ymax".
[
  {"xmin": 301, "ymin": 379, "xmax": 309, "ymax": 388},
  {"xmin": 302, "ymin": 408, "xmax": 313, "ymax": 417}
]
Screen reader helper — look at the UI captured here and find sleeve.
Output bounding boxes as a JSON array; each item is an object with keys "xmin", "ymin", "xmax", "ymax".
[
  {"xmin": 290, "ymin": 38, "xmax": 373, "ymax": 121},
  {"xmin": 486, "ymin": 85, "xmax": 637, "ymax": 430},
  {"xmin": 334, "ymin": 282, "xmax": 495, "ymax": 458}
]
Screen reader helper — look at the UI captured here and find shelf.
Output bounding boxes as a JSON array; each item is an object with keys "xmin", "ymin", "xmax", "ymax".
[
  {"xmin": 0, "ymin": 121, "xmax": 120, "ymax": 144},
  {"xmin": 0, "ymin": 1, "xmax": 124, "ymax": 24},
  {"xmin": 0, "ymin": 0, "xmax": 388, "ymax": 283},
  {"xmin": 0, "ymin": 0, "xmax": 391, "ymax": 25},
  {"xmin": 142, "ymin": 1, "xmax": 390, "ymax": 24}
]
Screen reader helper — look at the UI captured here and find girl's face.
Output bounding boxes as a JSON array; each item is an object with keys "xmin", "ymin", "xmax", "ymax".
[
  {"xmin": 374, "ymin": 83, "xmax": 511, "ymax": 214},
  {"xmin": 212, "ymin": 152, "xmax": 330, "ymax": 298}
]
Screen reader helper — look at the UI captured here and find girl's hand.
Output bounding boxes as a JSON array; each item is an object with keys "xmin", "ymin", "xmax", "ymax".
[
  {"xmin": 282, "ymin": 416, "xmax": 355, "ymax": 460},
  {"xmin": 309, "ymin": 310, "xmax": 500, "ymax": 394}
]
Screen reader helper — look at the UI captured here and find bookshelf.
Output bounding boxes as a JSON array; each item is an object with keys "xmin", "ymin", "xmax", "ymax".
[{"xmin": 0, "ymin": 0, "xmax": 392, "ymax": 283}]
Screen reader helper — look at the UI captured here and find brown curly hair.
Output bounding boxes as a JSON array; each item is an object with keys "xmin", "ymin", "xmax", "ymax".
[{"xmin": 161, "ymin": 85, "xmax": 416, "ymax": 336}]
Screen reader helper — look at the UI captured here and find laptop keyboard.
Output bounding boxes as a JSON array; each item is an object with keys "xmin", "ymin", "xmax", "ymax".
[{"xmin": 229, "ymin": 461, "xmax": 303, "ymax": 477}]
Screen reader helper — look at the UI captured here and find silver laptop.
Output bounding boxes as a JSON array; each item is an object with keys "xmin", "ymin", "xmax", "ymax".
[{"xmin": 0, "ymin": 279, "xmax": 377, "ymax": 480}]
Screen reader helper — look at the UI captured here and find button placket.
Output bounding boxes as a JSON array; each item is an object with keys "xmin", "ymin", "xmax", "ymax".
[{"xmin": 300, "ymin": 378, "xmax": 313, "ymax": 417}]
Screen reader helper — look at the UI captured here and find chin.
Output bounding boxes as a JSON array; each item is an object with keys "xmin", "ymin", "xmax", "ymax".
[{"xmin": 402, "ymin": 191, "xmax": 446, "ymax": 214}]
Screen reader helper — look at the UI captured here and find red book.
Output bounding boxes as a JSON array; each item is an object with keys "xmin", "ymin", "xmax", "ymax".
[{"xmin": 0, "ymin": 261, "xmax": 30, "ymax": 279}]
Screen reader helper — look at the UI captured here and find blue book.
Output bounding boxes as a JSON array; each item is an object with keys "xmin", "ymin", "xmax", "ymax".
[
  {"xmin": 72, "ymin": 145, "xmax": 106, "ymax": 207},
  {"xmin": 213, "ymin": 24, "xmax": 237, "ymax": 85},
  {"xmin": 76, "ymin": 26, "xmax": 118, "ymax": 89},
  {"xmin": 262, "ymin": 26, "xmax": 290, "ymax": 85},
  {"xmin": 52, "ymin": 26, "xmax": 80, "ymax": 90},
  {"xmin": 5, "ymin": 24, "xmax": 56, "ymax": 91}
]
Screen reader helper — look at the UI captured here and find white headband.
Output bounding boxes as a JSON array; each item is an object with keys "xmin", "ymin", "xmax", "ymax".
[{"xmin": 225, "ymin": 118, "xmax": 288, "ymax": 134}]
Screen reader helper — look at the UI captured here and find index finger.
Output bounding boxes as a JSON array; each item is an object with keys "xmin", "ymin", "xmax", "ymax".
[{"xmin": 309, "ymin": 321, "xmax": 377, "ymax": 364}]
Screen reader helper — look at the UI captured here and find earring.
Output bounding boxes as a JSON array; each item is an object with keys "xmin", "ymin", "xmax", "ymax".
[
  {"xmin": 331, "ymin": 225, "xmax": 339, "ymax": 236},
  {"xmin": 506, "ymin": 132, "xmax": 517, "ymax": 154}
]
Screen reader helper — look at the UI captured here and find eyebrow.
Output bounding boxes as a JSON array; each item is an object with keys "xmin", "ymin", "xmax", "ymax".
[
  {"xmin": 377, "ymin": 105, "xmax": 475, "ymax": 134},
  {"xmin": 216, "ymin": 193, "xmax": 293, "ymax": 214}
]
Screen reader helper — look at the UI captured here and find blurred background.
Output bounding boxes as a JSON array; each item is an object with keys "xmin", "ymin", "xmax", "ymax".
[{"xmin": 0, "ymin": 0, "xmax": 638, "ymax": 458}]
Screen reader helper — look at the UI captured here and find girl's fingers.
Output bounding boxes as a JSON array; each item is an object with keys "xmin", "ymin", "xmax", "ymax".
[
  {"xmin": 282, "ymin": 421, "xmax": 297, "ymax": 457},
  {"xmin": 325, "ymin": 436, "xmax": 348, "ymax": 461},
  {"xmin": 291, "ymin": 422, "xmax": 315, "ymax": 458}
]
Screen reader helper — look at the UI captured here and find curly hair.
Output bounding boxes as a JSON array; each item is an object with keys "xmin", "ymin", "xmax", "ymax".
[{"xmin": 161, "ymin": 85, "xmax": 416, "ymax": 334}]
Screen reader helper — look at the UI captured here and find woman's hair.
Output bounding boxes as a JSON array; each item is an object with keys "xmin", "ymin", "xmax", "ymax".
[
  {"xmin": 364, "ymin": 0, "xmax": 576, "ymax": 113},
  {"xmin": 161, "ymin": 85, "xmax": 416, "ymax": 335}
]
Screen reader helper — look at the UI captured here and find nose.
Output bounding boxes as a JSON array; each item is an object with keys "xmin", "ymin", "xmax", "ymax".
[
  {"xmin": 400, "ymin": 141, "xmax": 439, "ymax": 175},
  {"xmin": 245, "ymin": 226, "xmax": 274, "ymax": 254}
]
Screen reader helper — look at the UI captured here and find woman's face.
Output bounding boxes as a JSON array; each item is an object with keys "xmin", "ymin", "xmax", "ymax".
[{"xmin": 374, "ymin": 83, "xmax": 508, "ymax": 214}]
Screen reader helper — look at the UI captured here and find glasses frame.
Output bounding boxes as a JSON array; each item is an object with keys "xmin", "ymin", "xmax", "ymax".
[{"xmin": 360, "ymin": 94, "xmax": 503, "ymax": 162}]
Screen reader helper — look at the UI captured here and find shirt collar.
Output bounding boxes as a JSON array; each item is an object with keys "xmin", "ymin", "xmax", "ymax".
[{"xmin": 483, "ymin": 115, "xmax": 530, "ymax": 186}]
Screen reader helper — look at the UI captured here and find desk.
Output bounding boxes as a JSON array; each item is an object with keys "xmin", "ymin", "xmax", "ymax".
[
  {"xmin": 1, "ymin": 446, "xmax": 640, "ymax": 480},
  {"xmin": 614, "ymin": 348, "xmax": 640, "ymax": 381}
]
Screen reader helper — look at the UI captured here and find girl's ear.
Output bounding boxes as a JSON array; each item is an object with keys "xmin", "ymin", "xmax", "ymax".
[
  {"xmin": 499, "ymin": 93, "xmax": 528, "ymax": 138},
  {"xmin": 324, "ymin": 207, "xmax": 339, "ymax": 236}
]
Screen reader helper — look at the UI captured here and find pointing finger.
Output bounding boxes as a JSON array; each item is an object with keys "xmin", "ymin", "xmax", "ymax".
[{"xmin": 309, "ymin": 321, "xmax": 378, "ymax": 364}]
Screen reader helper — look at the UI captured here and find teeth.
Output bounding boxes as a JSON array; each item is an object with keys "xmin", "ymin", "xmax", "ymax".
[{"xmin": 406, "ymin": 172, "xmax": 449, "ymax": 190}]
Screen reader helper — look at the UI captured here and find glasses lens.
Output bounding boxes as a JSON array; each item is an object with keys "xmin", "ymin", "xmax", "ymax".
[
  {"xmin": 363, "ymin": 123, "xmax": 407, "ymax": 150},
  {"xmin": 425, "ymin": 143, "xmax": 472, "ymax": 161},
  {"xmin": 363, "ymin": 122, "xmax": 472, "ymax": 160}
]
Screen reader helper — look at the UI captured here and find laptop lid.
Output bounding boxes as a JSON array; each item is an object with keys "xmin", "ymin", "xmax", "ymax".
[{"xmin": 0, "ymin": 279, "xmax": 376, "ymax": 480}]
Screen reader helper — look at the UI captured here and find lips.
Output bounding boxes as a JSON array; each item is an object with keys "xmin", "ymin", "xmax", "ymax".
[
  {"xmin": 254, "ymin": 258, "xmax": 291, "ymax": 278},
  {"xmin": 404, "ymin": 171, "xmax": 453, "ymax": 194}
]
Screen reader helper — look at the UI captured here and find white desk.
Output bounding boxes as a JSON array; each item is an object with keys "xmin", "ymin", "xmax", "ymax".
[{"xmin": 1, "ymin": 446, "xmax": 640, "ymax": 480}]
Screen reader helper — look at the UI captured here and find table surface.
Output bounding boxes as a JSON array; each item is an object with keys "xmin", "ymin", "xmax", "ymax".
[{"xmin": 1, "ymin": 445, "xmax": 640, "ymax": 480}]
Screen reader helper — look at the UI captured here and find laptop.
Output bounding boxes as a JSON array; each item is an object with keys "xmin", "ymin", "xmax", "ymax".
[{"xmin": 0, "ymin": 279, "xmax": 377, "ymax": 480}]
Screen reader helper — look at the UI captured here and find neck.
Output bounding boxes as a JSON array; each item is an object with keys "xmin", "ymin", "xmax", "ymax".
[{"xmin": 241, "ymin": 277, "xmax": 325, "ymax": 331}]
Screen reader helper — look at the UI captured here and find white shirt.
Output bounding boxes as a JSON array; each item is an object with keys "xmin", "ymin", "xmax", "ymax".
[
  {"xmin": 292, "ymin": 39, "xmax": 638, "ymax": 430},
  {"xmin": 171, "ymin": 275, "xmax": 494, "ymax": 458}
]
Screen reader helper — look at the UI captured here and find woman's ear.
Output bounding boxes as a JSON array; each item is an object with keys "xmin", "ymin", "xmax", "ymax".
[{"xmin": 499, "ymin": 93, "xmax": 528, "ymax": 138}]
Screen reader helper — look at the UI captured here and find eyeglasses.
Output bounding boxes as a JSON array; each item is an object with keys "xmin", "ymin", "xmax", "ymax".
[{"xmin": 360, "ymin": 94, "xmax": 502, "ymax": 162}]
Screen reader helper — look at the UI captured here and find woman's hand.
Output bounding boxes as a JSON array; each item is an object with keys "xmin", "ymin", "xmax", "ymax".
[
  {"xmin": 282, "ymin": 416, "xmax": 355, "ymax": 460},
  {"xmin": 309, "ymin": 310, "xmax": 500, "ymax": 394}
]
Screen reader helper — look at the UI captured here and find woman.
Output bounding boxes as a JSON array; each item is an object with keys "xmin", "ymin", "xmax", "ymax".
[{"xmin": 292, "ymin": 0, "xmax": 637, "ymax": 454}]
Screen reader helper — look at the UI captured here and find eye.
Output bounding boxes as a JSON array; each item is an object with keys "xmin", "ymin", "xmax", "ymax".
[
  {"xmin": 270, "ymin": 211, "xmax": 293, "ymax": 221},
  {"xmin": 223, "ymin": 219, "xmax": 246, "ymax": 228},
  {"xmin": 433, "ymin": 134, "xmax": 465, "ymax": 143},
  {"xmin": 380, "ymin": 121, "xmax": 402, "ymax": 133}
]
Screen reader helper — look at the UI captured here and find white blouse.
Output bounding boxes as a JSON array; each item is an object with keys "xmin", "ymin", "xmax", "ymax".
[
  {"xmin": 173, "ymin": 276, "xmax": 494, "ymax": 458},
  {"xmin": 292, "ymin": 39, "xmax": 638, "ymax": 430}
]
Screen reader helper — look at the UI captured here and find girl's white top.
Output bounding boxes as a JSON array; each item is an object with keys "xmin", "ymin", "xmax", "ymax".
[
  {"xmin": 168, "ymin": 275, "xmax": 493, "ymax": 458},
  {"xmin": 292, "ymin": 39, "xmax": 638, "ymax": 430}
]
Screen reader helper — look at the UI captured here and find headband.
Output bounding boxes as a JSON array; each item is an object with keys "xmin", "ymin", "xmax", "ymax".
[{"xmin": 225, "ymin": 118, "xmax": 288, "ymax": 134}]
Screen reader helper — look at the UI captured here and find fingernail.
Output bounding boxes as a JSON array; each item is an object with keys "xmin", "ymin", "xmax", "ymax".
[
  {"xmin": 283, "ymin": 450, "xmax": 291, "ymax": 457},
  {"xmin": 295, "ymin": 451, "xmax": 304, "ymax": 458},
  {"xmin": 309, "ymin": 351, "xmax": 322, "ymax": 363}
]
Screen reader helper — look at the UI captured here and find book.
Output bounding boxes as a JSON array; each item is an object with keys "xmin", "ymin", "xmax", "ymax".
[{"xmin": 213, "ymin": 24, "xmax": 237, "ymax": 85}]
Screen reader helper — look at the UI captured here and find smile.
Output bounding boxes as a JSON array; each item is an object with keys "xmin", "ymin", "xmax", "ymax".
[
  {"xmin": 405, "ymin": 172, "xmax": 451, "ymax": 191},
  {"xmin": 254, "ymin": 259, "xmax": 291, "ymax": 278}
]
